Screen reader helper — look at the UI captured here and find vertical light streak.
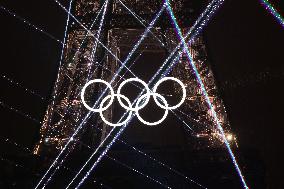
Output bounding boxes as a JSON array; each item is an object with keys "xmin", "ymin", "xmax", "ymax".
[
  {"xmin": 260, "ymin": 0, "xmax": 284, "ymax": 28},
  {"xmin": 34, "ymin": 0, "xmax": 74, "ymax": 188},
  {"xmin": 165, "ymin": 1, "xmax": 249, "ymax": 189}
]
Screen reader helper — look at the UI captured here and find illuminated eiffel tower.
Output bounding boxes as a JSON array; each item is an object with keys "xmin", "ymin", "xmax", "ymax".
[{"xmin": 34, "ymin": 0, "xmax": 235, "ymax": 157}]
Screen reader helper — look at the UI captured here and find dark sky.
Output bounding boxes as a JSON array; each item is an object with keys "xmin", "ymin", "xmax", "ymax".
[{"xmin": 0, "ymin": 0, "xmax": 283, "ymax": 188}]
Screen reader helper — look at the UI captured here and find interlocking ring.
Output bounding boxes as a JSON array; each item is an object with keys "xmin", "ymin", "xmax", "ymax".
[
  {"xmin": 81, "ymin": 77, "xmax": 186, "ymax": 127},
  {"xmin": 99, "ymin": 94, "xmax": 133, "ymax": 127},
  {"xmin": 153, "ymin": 77, "xmax": 186, "ymax": 110},
  {"xmin": 117, "ymin": 78, "xmax": 151, "ymax": 111},
  {"xmin": 135, "ymin": 93, "xmax": 169, "ymax": 126},
  {"xmin": 81, "ymin": 79, "xmax": 114, "ymax": 112}
]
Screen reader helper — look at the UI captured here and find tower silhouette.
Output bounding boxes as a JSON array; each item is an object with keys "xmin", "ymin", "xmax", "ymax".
[{"xmin": 34, "ymin": 0, "xmax": 233, "ymax": 159}]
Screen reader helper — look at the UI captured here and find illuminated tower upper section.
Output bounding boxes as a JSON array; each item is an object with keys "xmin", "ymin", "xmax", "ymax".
[{"xmin": 34, "ymin": 0, "xmax": 236, "ymax": 156}]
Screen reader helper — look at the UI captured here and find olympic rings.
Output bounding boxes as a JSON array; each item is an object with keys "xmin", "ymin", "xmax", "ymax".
[{"xmin": 81, "ymin": 77, "xmax": 186, "ymax": 127}]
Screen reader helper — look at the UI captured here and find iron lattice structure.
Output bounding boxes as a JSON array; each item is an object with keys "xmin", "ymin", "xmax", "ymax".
[{"xmin": 34, "ymin": 0, "xmax": 234, "ymax": 155}]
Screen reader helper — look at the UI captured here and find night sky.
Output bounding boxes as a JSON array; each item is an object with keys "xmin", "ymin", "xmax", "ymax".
[{"xmin": 0, "ymin": 0, "xmax": 283, "ymax": 188}]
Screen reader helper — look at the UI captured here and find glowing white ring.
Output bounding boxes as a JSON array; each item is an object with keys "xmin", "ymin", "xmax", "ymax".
[
  {"xmin": 153, "ymin": 77, "xmax": 186, "ymax": 110},
  {"xmin": 81, "ymin": 79, "xmax": 114, "ymax": 112},
  {"xmin": 135, "ymin": 93, "xmax": 169, "ymax": 126},
  {"xmin": 99, "ymin": 94, "xmax": 133, "ymax": 127},
  {"xmin": 117, "ymin": 78, "xmax": 151, "ymax": 111}
]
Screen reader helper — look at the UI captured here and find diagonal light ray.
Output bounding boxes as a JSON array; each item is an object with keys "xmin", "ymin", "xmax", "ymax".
[
  {"xmin": 78, "ymin": 141, "xmax": 173, "ymax": 189},
  {"xmin": 0, "ymin": 100, "xmax": 41, "ymax": 123},
  {"xmin": 171, "ymin": 110, "xmax": 193, "ymax": 131},
  {"xmin": 117, "ymin": 0, "xmax": 166, "ymax": 47},
  {"xmin": 1, "ymin": 74, "xmax": 46, "ymax": 100},
  {"xmin": 106, "ymin": 155, "xmax": 172, "ymax": 189},
  {"xmin": 260, "ymin": 0, "xmax": 284, "ymax": 27},
  {"xmin": 0, "ymin": 5, "xmax": 63, "ymax": 44},
  {"xmin": 165, "ymin": 0, "xmax": 249, "ymax": 188}
]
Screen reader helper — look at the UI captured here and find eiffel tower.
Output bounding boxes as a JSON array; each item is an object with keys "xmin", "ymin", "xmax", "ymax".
[{"xmin": 34, "ymin": 0, "xmax": 234, "ymax": 158}]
